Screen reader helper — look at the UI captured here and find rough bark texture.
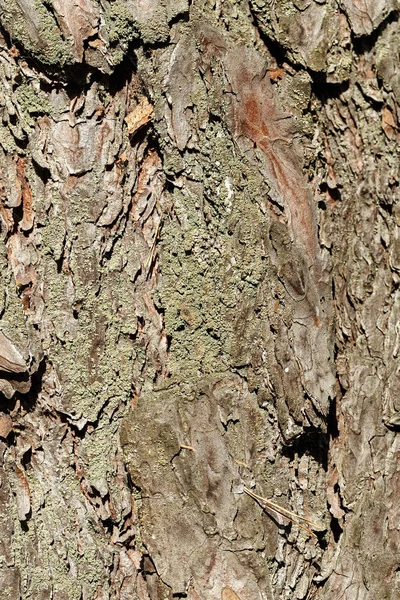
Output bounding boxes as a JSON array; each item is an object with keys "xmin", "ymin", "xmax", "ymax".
[{"xmin": 0, "ymin": 1, "xmax": 399, "ymax": 599}]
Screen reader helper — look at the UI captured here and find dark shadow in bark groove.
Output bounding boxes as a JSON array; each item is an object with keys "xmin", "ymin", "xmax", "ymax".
[
  {"xmin": 32, "ymin": 160, "xmax": 51, "ymax": 187},
  {"xmin": 282, "ymin": 430, "xmax": 329, "ymax": 471},
  {"xmin": 168, "ymin": 10, "xmax": 190, "ymax": 28},
  {"xmin": 19, "ymin": 519, "xmax": 30, "ymax": 532},
  {"xmin": 327, "ymin": 394, "xmax": 339, "ymax": 440},
  {"xmin": 330, "ymin": 514, "xmax": 343, "ymax": 544},
  {"xmin": 142, "ymin": 553, "xmax": 157, "ymax": 575},
  {"xmin": 0, "ymin": 356, "xmax": 45, "ymax": 415},
  {"xmin": 107, "ymin": 54, "xmax": 138, "ymax": 93},
  {"xmin": 9, "ymin": 202, "xmax": 25, "ymax": 236},
  {"xmin": 23, "ymin": 357, "xmax": 46, "ymax": 403},
  {"xmin": 319, "ymin": 182, "xmax": 342, "ymax": 204},
  {"xmin": 351, "ymin": 9, "xmax": 399, "ymax": 54},
  {"xmin": 247, "ymin": 2, "xmax": 296, "ymax": 71},
  {"xmin": 311, "ymin": 77, "xmax": 350, "ymax": 103},
  {"xmin": 0, "ymin": 369, "xmax": 30, "ymax": 389}
]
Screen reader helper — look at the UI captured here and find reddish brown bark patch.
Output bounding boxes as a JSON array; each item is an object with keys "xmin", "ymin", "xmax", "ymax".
[{"xmin": 224, "ymin": 48, "xmax": 317, "ymax": 266}]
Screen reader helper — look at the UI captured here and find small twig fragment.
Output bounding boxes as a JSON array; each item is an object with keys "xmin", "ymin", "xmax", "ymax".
[
  {"xmin": 234, "ymin": 458, "xmax": 250, "ymax": 469},
  {"xmin": 243, "ymin": 486, "xmax": 318, "ymax": 538}
]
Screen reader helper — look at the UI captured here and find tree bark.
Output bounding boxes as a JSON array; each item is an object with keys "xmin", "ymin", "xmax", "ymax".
[{"xmin": 0, "ymin": 1, "xmax": 399, "ymax": 599}]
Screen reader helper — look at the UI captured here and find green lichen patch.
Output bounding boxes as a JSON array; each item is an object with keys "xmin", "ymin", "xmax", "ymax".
[
  {"xmin": 48, "ymin": 299, "xmax": 134, "ymax": 422},
  {"xmin": 137, "ymin": 11, "xmax": 170, "ymax": 45},
  {"xmin": 14, "ymin": 82, "xmax": 52, "ymax": 128},
  {"xmin": 10, "ymin": 465, "xmax": 112, "ymax": 600},
  {"xmin": 158, "ymin": 122, "xmax": 272, "ymax": 389},
  {"xmin": 15, "ymin": 83, "xmax": 51, "ymax": 115},
  {"xmin": 0, "ymin": 123, "xmax": 17, "ymax": 153},
  {"xmin": 0, "ymin": 0, "xmax": 74, "ymax": 68},
  {"xmin": 105, "ymin": 0, "xmax": 140, "ymax": 64}
]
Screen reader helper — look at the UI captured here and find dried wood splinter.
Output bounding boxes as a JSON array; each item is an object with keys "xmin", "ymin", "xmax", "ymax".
[
  {"xmin": 180, "ymin": 444, "xmax": 194, "ymax": 451},
  {"xmin": 243, "ymin": 486, "xmax": 318, "ymax": 539}
]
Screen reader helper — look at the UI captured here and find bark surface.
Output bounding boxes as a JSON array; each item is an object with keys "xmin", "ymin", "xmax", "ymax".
[{"xmin": 0, "ymin": 1, "xmax": 399, "ymax": 599}]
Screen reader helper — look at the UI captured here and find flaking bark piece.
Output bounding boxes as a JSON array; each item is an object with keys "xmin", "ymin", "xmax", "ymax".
[
  {"xmin": 0, "ymin": 331, "xmax": 28, "ymax": 374},
  {"xmin": 125, "ymin": 97, "xmax": 154, "ymax": 136},
  {"xmin": 0, "ymin": 414, "xmax": 12, "ymax": 438},
  {"xmin": 0, "ymin": 331, "xmax": 30, "ymax": 399}
]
